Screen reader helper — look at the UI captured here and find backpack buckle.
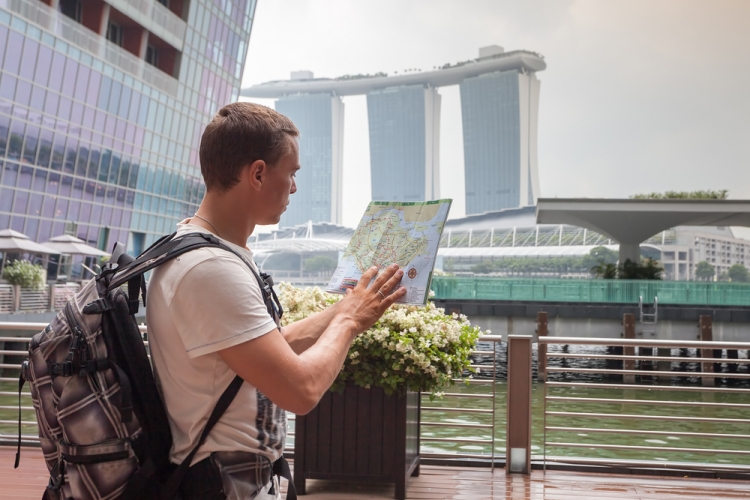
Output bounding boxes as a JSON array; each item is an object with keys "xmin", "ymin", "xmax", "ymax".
[
  {"xmin": 49, "ymin": 361, "xmax": 74, "ymax": 377},
  {"xmin": 82, "ymin": 298, "xmax": 112, "ymax": 315}
]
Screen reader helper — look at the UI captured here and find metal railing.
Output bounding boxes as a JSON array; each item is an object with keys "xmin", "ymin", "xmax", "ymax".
[
  {"xmin": 0, "ymin": 284, "xmax": 81, "ymax": 314},
  {"xmin": 0, "ymin": 323, "xmax": 495, "ymax": 462},
  {"xmin": 431, "ymin": 276, "xmax": 750, "ymax": 306},
  {"xmin": 539, "ymin": 336, "xmax": 750, "ymax": 473},
  {"xmin": 420, "ymin": 334, "xmax": 501, "ymax": 466}
]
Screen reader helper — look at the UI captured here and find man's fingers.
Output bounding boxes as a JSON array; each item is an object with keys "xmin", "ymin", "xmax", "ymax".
[
  {"xmin": 356, "ymin": 266, "xmax": 379, "ymax": 290},
  {"xmin": 381, "ymin": 286, "xmax": 407, "ymax": 308},
  {"xmin": 371, "ymin": 263, "xmax": 400, "ymax": 291},
  {"xmin": 380, "ymin": 267, "xmax": 405, "ymax": 295}
]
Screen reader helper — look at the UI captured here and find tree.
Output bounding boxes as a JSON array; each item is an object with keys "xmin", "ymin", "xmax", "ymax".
[
  {"xmin": 630, "ymin": 190, "xmax": 728, "ymax": 200},
  {"xmin": 694, "ymin": 261, "xmax": 715, "ymax": 281},
  {"xmin": 591, "ymin": 262, "xmax": 618, "ymax": 279},
  {"xmin": 303, "ymin": 255, "xmax": 338, "ymax": 273},
  {"xmin": 583, "ymin": 246, "xmax": 618, "ymax": 272},
  {"xmin": 728, "ymin": 264, "xmax": 750, "ymax": 283},
  {"xmin": 2, "ymin": 260, "xmax": 45, "ymax": 289},
  {"xmin": 637, "ymin": 258, "xmax": 664, "ymax": 280}
]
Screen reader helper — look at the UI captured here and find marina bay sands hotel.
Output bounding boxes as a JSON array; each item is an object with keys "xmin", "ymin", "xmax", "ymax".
[{"xmin": 241, "ymin": 46, "xmax": 546, "ymax": 228}]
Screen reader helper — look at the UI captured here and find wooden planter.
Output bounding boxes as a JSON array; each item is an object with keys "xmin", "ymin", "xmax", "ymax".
[{"xmin": 293, "ymin": 384, "xmax": 420, "ymax": 500}]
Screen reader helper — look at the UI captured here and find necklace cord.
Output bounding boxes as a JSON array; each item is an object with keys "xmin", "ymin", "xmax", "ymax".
[{"xmin": 193, "ymin": 213, "xmax": 222, "ymax": 238}]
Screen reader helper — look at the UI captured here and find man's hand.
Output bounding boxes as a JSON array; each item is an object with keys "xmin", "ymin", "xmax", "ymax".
[
  {"xmin": 218, "ymin": 264, "xmax": 407, "ymax": 414},
  {"xmin": 335, "ymin": 264, "xmax": 407, "ymax": 335}
]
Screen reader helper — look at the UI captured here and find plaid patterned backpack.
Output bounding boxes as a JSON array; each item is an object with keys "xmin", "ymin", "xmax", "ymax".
[{"xmin": 15, "ymin": 232, "xmax": 283, "ymax": 500}]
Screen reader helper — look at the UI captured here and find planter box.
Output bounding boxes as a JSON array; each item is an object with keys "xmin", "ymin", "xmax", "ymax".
[{"xmin": 293, "ymin": 384, "xmax": 420, "ymax": 500}]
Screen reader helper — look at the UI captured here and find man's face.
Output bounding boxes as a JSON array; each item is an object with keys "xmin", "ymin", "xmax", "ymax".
[{"xmin": 258, "ymin": 136, "xmax": 300, "ymax": 225}]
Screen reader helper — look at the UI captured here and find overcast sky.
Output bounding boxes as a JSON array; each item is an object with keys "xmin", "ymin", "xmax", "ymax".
[{"xmin": 240, "ymin": 0, "xmax": 750, "ymax": 234}]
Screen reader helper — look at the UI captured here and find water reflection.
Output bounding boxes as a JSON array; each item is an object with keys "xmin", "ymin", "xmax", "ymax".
[{"xmin": 421, "ymin": 342, "xmax": 750, "ymax": 465}]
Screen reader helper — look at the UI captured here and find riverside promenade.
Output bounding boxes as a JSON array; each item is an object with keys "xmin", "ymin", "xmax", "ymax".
[{"xmin": 4, "ymin": 447, "xmax": 750, "ymax": 499}]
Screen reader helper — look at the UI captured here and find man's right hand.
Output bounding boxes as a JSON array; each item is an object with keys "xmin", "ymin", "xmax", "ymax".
[{"xmin": 335, "ymin": 264, "xmax": 407, "ymax": 335}]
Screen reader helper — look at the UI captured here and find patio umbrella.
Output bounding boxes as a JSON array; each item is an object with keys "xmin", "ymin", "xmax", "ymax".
[
  {"xmin": 0, "ymin": 229, "xmax": 60, "ymax": 277},
  {"xmin": 41, "ymin": 234, "xmax": 109, "ymax": 257},
  {"xmin": 0, "ymin": 229, "xmax": 61, "ymax": 255}
]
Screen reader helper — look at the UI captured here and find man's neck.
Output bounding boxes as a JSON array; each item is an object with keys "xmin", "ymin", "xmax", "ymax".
[{"xmin": 193, "ymin": 193, "xmax": 255, "ymax": 248}]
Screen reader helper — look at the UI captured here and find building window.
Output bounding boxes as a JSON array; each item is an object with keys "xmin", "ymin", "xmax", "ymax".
[
  {"xmin": 131, "ymin": 231, "xmax": 146, "ymax": 256},
  {"xmin": 107, "ymin": 22, "xmax": 123, "ymax": 46},
  {"xmin": 97, "ymin": 227, "xmax": 110, "ymax": 252},
  {"xmin": 64, "ymin": 221, "xmax": 78, "ymax": 236},
  {"xmin": 678, "ymin": 251, "xmax": 687, "ymax": 260},
  {"xmin": 146, "ymin": 45, "xmax": 159, "ymax": 67},
  {"xmin": 59, "ymin": 0, "xmax": 81, "ymax": 22}
]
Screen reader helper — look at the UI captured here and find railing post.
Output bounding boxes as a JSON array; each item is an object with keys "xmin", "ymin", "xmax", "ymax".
[
  {"xmin": 12, "ymin": 285, "xmax": 21, "ymax": 313},
  {"xmin": 506, "ymin": 334, "xmax": 532, "ymax": 474},
  {"xmin": 699, "ymin": 315, "xmax": 714, "ymax": 387},
  {"xmin": 536, "ymin": 312, "xmax": 547, "ymax": 382},
  {"xmin": 49, "ymin": 284, "xmax": 56, "ymax": 312},
  {"xmin": 622, "ymin": 313, "xmax": 635, "ymax": 384}
]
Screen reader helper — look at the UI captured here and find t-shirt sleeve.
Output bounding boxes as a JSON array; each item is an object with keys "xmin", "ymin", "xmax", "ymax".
[{"xmin": 168, "ymin": 253, "xmax": 278, "ymax": 359}]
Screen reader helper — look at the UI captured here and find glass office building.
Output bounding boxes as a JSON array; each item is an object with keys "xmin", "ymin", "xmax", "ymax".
[
  {"xmin": 460, "ymin": 69, "xmax": 541, "ymax": 215},
  {"xmin": 367, "ymin": 84, "xmax": 440, "ymax": 202},
  {"xmin": 0, "ymin": 0, "xmax": 255, "ymax": 270},
  {"xmin": 276, "ymin": 93, "xmax": 343, "ymax": 228}
]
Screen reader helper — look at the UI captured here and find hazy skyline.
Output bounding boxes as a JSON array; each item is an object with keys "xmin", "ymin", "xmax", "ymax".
[{"xmin": 240, "ymin": 0, "xmax": 750, "ymax": 234}]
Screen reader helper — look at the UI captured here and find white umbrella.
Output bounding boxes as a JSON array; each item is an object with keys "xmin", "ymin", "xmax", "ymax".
[
  {"xmin": 42, "ymin": 234, "xmax": 110, "ymax": 257},
  {"xmin": 0, "ymin": 229, "xmax": 60, "ymax": 255}
]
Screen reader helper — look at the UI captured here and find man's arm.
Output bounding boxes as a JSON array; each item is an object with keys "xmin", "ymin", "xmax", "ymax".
[
  {"xmin": 280, "ymin": 301, "xmax": 342, "ymax": 354},
  {"xmin": 219, "ymin": 265, "xmax": 405, "ymax": 415}
]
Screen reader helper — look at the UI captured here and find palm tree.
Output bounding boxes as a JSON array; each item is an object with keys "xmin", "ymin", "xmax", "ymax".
[{"xmin": 591, "ymin": 261, "xmax": 618, "ymax": 279}]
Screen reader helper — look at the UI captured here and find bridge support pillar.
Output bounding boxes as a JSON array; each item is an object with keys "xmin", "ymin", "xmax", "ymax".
[
  {"xmin": 622, "ymin": 314, "xmax": 635, "ymax": 384},
  {"xmin": 699, "ymin": 315, "xmax": 714, "ymax": 387},
  {"xmin": 536, "ymin": 312, "xmax": 548, "ymax": 382}
]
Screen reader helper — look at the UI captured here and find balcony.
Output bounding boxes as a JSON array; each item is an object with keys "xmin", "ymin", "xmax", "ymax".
[
  {"xmin": 105, "ymin": 0, "xmax": 185, "ymax": 51},
  {"xmin": 3, "ymin": 0, "xmax": 178, "ymax": 95}
]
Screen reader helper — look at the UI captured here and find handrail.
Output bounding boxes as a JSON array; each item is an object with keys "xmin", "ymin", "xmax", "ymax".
[
  {"xmin": 541, "ymin": 337, "xmax": 750, "ymax": 473},
  {"xmin": 539, "ymin": 336, "xmax": 750, "ymax": 350}
]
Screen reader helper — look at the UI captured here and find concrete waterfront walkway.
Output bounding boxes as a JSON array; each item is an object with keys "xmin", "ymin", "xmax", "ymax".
[{"xmin": 4, "ymin": 447, "xmax": 750, "ymax": 499}]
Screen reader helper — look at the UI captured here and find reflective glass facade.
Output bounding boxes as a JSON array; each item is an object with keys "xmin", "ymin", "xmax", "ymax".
[
  {"xmin": 367, "ymin": 85, "xmax": 427, "ymax": 202},
  {"xmin": 0, "ymin": 0, "xmax": 255, "ymax": 262},
  {"xmin": 460, "ymin": 69, "xmax": 540, "ymax": 215},
  {"xmin": 460, "ymin": 70, "xmax": 520, "ymax": 214},
  {"xmin": 276, "ymin": 93, "xmax": 343, "ymax": 228}
]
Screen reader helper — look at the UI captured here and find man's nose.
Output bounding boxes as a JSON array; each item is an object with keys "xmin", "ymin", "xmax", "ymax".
[{"xmin": 290, "ymin": 178, "xmax": 297, "ymax": 194}]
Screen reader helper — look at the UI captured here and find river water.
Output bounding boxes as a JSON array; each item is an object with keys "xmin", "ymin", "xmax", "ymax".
[{"xmin": 420, "ymin": 342, "xmax": 750, "ymax": 466}]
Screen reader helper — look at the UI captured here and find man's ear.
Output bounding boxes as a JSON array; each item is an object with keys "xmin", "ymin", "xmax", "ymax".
[{"xmin": 244, "ymin": 159, "xmax": 266, "ymax": 190}]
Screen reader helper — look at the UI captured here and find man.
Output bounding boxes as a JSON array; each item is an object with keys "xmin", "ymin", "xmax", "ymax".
[{"xmin": 146, "ymin": 102, "xmax": 406, "ymax": 499}]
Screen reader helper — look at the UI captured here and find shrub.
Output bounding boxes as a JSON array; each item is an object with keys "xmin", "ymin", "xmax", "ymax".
[
  {"xmin": 2, "ymin": 260, "xmax": 45, "ymax": 289},
  {"xmin": 278, "ymin": 283, "xmax": 485, "ymax": 398}
]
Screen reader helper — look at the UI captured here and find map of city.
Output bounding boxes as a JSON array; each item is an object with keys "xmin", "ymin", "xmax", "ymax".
[{"xmin": 327, "ymin": 199, "xmax": 452, "ymax": 305}]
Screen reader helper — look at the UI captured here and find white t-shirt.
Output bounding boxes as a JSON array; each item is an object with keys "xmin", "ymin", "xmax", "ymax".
[{"xmin": 146, "ymin": 221, "xmax": 286, "ymax": 465}]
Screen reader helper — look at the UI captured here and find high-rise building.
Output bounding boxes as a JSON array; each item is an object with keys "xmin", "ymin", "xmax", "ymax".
[
  {"xmin": 460, "ymin": 63, "xmax": 541, "ymax": 214},
  {"xmin": 242, "ymin": 46, "xmax": 545, "ymax": 219},
  {"xmin": 276, "ymin": 88, "xmax": 344, "ymax": 227},
  {"xmin": 0, "ymin": 0, "xmax": 255, "ymax": 274},
  {"xmin": 367, "ymin": 85, "xmax": 440, "ymax": 202}
]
